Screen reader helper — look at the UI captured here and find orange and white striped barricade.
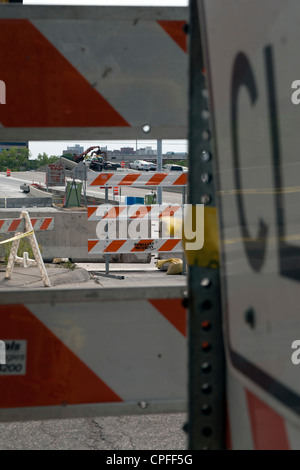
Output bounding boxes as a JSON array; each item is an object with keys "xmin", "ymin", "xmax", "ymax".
[
  {"xmin": 87, "ymin": 171, "xmax": 188, "ymax": 188},
  {"xmin": 0, "ymin": 5, "xmax": 187, "ymax": 141},
  {"xmin": 0, "ymin": 285, "xmax": 187, "ymax": 420},
  {"xmin": 87, "ymin": 204, "xmax": 190, "ymax": 255},
  {"xmin": 88, "ymin": 238, "xmax": 183, "ymax": 255},
  {"xmin": 0, "ymin": 211, "xmax": 54, "ymax": 287}
]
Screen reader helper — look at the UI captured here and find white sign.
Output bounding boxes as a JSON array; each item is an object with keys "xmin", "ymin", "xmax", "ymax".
[
  {"xmin": 0, "ymin": 340, "xmax": 27, "ymax": 375},
  {"xmin": 200, "ymin": 0, "xmax": 300, "ymax": 418},
  {"xmin": 0, "ymin": 340, "xmax": 5, "ymax": 364},
  {"xmin": 46, "ymin": 164, "xmax": 65, "ymax": 187}
]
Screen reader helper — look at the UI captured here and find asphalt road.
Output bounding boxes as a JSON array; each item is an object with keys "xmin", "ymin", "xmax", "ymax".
[
  {"xmin": 0, "ymin": 170, "xmax": 188, "ymax": 451},
  {"xmin": 0, "ymin": 414, "xmax": 187, "ymax": 450},
  {"xmin": 0, "ymin": 173, "xmax": 32, "ymax": 198}
]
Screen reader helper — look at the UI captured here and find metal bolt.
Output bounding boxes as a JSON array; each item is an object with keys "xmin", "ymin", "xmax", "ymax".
[
  {"xmin": 201, "ymin": 278, "xmax": 211, "ymax": 288},
  {"xmin": 201, "ymin": 383, "xmax": 212, "ymax": 394},
  {"xmin": 138, "ymin": 401, "xmax": 148, "ymax": 409},
  {"xmin": 201, "ymin": 173, "xmax": 211, "ymax": 184},
  {"xmin": 200, "ymin": 194, "xmax": 211, "ymax": 204},
  {"xmin": 201, "ymin": 362, "xmax": 212, "ymax": 373},
  {"xmin": 201, "ymin": 150, "xmax": 211, "ymax": 162}
]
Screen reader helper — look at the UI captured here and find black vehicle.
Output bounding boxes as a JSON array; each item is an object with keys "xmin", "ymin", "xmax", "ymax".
[
  {"xmin": 89, "ymin": 157, "xmax": 103, "ymax": 171},
  {"xmin": 89, "ymin": 157, "xmax": 121, "ymax": 172}
]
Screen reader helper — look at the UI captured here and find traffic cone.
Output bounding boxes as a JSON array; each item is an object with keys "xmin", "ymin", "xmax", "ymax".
[{"xmin": 6, "ymin": 169, "xmax": 11, "ymax": 177}]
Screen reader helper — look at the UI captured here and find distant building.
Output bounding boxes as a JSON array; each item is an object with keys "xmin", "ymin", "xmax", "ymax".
[
  {"xmin": 0, "ymin": 141, "xmax": 28, "ymax": 153},
  {"xmin": 120, "ymin": 147, "xmax": 135, "ymax": 155},
  {"xmin": 139, "ymin": 146, "xmax": 155, "ymax": 156},
  {"xmin": 62, "ymin": 144, "xmax": 84, "ymax": 156}
]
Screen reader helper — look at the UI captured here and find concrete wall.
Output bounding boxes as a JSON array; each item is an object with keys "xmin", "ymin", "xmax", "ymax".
[{"xmin": 0, "ymin": 208, "xmax": 151, "ymax": 263}]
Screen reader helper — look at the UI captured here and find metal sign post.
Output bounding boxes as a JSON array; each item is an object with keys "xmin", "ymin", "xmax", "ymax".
[
  {"xmin": 187, "ymin": 0, "xmax": 226, "ymax": 450},
  {"xmin": 105, "ymin": 187, "xmax": 110, "ymax": 275},
  {"xmin": 94, "ymin": 186, "xmax": 124, "ymax": 280}
]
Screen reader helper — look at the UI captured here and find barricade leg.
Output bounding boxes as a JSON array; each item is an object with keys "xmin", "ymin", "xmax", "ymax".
[
  {"xmin": 22, "ymin": 211, "xmax": 51, "ymax": 287},
  {"xmin": 5, "ymin": 233, "xmax": 21, "ymax": 279}
]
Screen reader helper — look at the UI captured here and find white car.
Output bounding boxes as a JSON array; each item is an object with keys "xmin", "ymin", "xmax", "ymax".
[{"xmin": 129, "ymin": 160, "xmax": 152, "ymax": 171}]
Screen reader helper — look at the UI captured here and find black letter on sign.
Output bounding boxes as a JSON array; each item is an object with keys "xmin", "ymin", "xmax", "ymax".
[
  {"xmin": 231, "ymin": 52, "xmax": 268, "ymax": 271},
  {"xmin": 265, "ymin": 45, "xmax": 300, "ymax": 281}
]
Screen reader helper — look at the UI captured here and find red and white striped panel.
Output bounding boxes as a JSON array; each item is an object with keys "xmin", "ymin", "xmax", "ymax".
[
  {"xmin": 0, "ymin": 217, "xmax": 54, "ymax": 233},
  {"xmin": 88, "ymin": 171, "xmax": 187, "ymax": 187},
  {"xmin": 88, "ymin": 238, "xmax": 183, "ymax": 254},
  {"xmin": 87, "ymin": 204, "xmax": 182, "ymax": 221},
  {"xmin": 0, "ymin": 290, "xmax": 187, "ymax": 420},
  {"xmin": 226, "ymin": 371, "xmax": 300, "ymax": 450},
  {"xmin": 0, "ymin": 6, "xmax": 187, "ymax": 140}
]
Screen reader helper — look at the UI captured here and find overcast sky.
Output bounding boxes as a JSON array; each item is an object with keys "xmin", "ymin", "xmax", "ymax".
[{"xmin": 22, "ymin": 0, "xmax": 188, "ymax": 158}]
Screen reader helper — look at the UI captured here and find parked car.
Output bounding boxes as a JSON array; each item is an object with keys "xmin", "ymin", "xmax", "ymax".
[
  {"xmin": 164, "ymin": 164, "xmax": 188, "ymax": 171},
  {"xmin": 129, "ymin": 160, "xmax": 152, "ymax": 171},
  {"xmin": 148, "ymin": 162, "xmax": 157, "ymax": 171}
]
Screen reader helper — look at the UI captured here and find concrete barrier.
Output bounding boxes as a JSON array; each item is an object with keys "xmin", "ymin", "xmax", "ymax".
[
  {"xmin": 0, "ymin": 197, "xmax": 52, "ymax": 208},
  {"xmin": 0, "ymin": 208, "xmax": 151, "ymax": 263},
  {"xmin": 0, "ymin": 184, "xmax": 52, "ymax": 209}
]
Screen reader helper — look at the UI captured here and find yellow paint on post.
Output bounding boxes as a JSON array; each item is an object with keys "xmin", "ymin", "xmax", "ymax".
[{"xmin": 182, "ymin": 206, "xmax": 220, "ymax": 268}]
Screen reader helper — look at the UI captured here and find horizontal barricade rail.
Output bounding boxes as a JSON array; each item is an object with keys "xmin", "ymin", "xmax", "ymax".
[
  {"xmin": 87, "ymin": 204, "xmax": 185, "ymax": 254},
  {"xmin": 0, "ymin": 217, "xmax": 54, "ymax": 233},
  {"xmin": 87, "ymin": 171, "xmax": 188, "ymax": 187},
  {"xmin": 0, "ymin": 285, "xmax": 187, "ymax": 421}
]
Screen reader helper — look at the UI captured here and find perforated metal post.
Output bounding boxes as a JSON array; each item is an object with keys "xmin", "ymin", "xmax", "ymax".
[
  {"xmin": 105, "ymin": 186, "xmax": 110, "ymax": 275},
  {"xmin": 187, "ymin": 0, "xmax": 226, "ymax": 450},
  {"xmin": 94, "ymin": 187, "xmax": 124, "ymax": 280},
  {"xmin": 157, "ymin": 139, "xmax": 163, "ymax": 204}
]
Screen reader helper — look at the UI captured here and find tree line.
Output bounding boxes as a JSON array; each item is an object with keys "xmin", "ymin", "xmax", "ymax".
[{"xmin": 0, "ymin": 148, "xmax": 60, "ymax": 172}]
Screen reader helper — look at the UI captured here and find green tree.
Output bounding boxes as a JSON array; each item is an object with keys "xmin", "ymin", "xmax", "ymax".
[
  {"xmin": 0, "ymin": 147, "xmax": 31, "ymax": 171},
  {"xmin": 35, "ymin": 153, "xmax": 60, "ymax": 168},
  {"xmin": 0, "ymin": 148, "xmax": 60, "ymax": 172}
]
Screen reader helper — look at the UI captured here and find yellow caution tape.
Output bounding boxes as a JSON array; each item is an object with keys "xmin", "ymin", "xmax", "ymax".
[{"xmin": 0, "ymin": 230, "xmax": 34, "ymax": 245}]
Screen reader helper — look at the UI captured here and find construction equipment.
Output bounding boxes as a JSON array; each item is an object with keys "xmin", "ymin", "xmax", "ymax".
[
  {"xmin": 74, "ymin": 146, "xmax": 120, "ymax": 171},
  {"xmin": 74, "ymin": 146, "xmax": 103, "ymax": 163}
]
